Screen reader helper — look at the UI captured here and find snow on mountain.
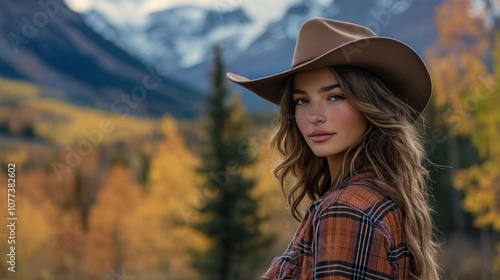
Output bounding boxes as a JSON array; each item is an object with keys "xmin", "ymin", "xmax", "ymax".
[
  {"xmin": 65, "ymin": 0, "xmax": 298, "ymax": 69},
  {"xmin": 1, "ymin": 0, "xmax": 204, "ymax": 118},
  {"xmin": 144, "ymin": 5, "xmax": 253, "ymax": 68},
  {"xmin": 65, "ymin": 0, "xmax": 440, "ymax": 110},
  {"xmin": 67, "ymin": 0, "xmax": 417, "ymax": 73}
]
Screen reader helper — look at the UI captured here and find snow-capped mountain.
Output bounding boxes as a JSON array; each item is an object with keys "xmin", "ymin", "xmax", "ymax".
[
  {"xmin": 1, "ymin": 0, "xmax": 203, "ymax": 118},
  {"xmin": 71, "ymin": 1, "xmax": 288, "ymax": 68},
  {"xmin": 68, "ymin": 0, "xmax": 441, "ymax": 109},
  {"xmin": 145, "ymin": 6, "xmax": 253, "ymax": 68}
]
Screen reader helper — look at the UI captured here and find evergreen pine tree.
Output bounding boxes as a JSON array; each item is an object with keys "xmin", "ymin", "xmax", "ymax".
[{"xmin": 192, "ymin": 45, "xmax": 273, "ymax": 280}]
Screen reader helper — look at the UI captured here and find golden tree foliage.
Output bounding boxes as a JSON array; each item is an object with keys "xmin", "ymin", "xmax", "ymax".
[
  {"xmin": 456, "ymin": 162, "xmax": 500, "ymax": 229},
  {"xmin": 426, "ymin": 0, "xmax": 500, "ymax": 275},
  {"xmin": 51, "ymin": 209, "xmax": 88, "ymax": 278},
  {"xmin": 0, "ymin": 77, "xmax": 157, "ymax": 145},
  {"xmin": 0, "ymin": 169, "xmax": 84, "ymax": 279},
  {"xmin": 123, "ymin": 116, "xmax": 207, "ymax": 279},
  {"xmin": 0, "ymin": 77, "xmax": 39, "ymax": 98},
  {"xmin": 86, "ymin": 164, "xmax": 141, "ymax": 278},
  {"xmin": 0, "ymin": 75, "xmax": 323, "ymax": 277},
  {"xmin": 454, "ymin": 33, "xmax": 500, "ymax": 273},
  {"xmin": 20, "ymin": 171, "xmax": 75, "ymax": 277},
  {"xmin": 426, "ymin": 0, "xmax": 490, "ymax": 135},
  {"xmin": 31, "ymin": 98, "xmax": 157, "ymax": 144},
  {"xmin": 249, "ymin": 130, "xmax": 298, "ymax": 258}
]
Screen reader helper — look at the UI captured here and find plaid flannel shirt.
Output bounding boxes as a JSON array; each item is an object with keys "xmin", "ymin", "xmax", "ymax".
[{"xmin": 261, "ymin": 177, "xmax": 411, "ymax": 280}]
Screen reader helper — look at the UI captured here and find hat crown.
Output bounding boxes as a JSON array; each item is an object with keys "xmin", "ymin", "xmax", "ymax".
[
  {"xmin": 227, "ymin": 17, "xmax": 432, "ymax": 118},
  {"xmin": 292, "ymin": 18, "xmax": 376, "ymax": 68}
]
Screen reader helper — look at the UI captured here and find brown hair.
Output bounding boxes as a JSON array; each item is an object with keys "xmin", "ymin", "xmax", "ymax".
[{"xmin": 270, "ymin": 66, "xmax": 439, "ymax": 279}]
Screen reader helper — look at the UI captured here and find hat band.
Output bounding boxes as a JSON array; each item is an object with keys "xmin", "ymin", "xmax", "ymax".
[{"xmin": 291, "ymin": 57, "xmax": 315, "ymax": 69}]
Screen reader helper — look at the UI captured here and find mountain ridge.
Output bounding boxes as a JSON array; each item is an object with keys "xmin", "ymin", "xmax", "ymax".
[
  {"xmin": 75, "ymin": 0, "xmax": 440, "ymax": 109},
  {"xmin": 1, "ymin": 0, "xmax": 203, "ymax": 118}
]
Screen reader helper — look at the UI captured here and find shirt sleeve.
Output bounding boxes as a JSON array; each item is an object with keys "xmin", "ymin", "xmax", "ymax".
[{"xmin": 312, "ymin": 203, "xmax": 395, "ymax": 280}]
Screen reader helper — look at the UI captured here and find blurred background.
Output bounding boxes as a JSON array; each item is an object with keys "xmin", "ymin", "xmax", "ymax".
[{"xmin": 0, "ymin": 0, "xmax": 499, "ymax": 279}]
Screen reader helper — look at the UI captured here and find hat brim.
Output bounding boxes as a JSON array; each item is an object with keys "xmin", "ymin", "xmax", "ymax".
[{"xmin": 227, "ymin": 37, "xmax": 431, "ymax": 115}]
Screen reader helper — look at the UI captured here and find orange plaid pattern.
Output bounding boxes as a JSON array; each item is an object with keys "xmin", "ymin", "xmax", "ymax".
[{"xmin": 261, "ymin": 177, "xmax": 410, "ymax": 280}]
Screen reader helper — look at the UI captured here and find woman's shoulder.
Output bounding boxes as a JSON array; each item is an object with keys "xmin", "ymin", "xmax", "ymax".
[{"xmin": 316, "ymin": 177, "xmax": 402, "ymax": 226}]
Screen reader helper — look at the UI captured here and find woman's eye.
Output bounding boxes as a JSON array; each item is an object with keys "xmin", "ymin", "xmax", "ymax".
[
  {"xmin": 294, "ymin": 99, "xmax": 308, "ymax": 106},
  {"xmin": 329, "ymin": 94, "xmax": 345, "ymax": 101}
]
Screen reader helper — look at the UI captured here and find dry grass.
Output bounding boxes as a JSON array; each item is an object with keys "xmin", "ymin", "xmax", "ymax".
[{"xmin": 439, "ymin": 234, "xmax": 499, "ymax": 280}]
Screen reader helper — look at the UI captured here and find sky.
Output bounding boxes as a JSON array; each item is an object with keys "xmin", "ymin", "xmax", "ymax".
[
  {"xmin": 64, "ymin": 0, "xmax": 299, "ymax": 27},
  {"xmin": 66, "ymin": 0, "xmax": 216, "ymax": 13}
]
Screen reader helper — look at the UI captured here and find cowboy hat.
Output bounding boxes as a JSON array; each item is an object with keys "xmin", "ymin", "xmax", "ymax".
[{"xmin": 226, "ymin": 17, "xmax": 431, "ymax": 116}]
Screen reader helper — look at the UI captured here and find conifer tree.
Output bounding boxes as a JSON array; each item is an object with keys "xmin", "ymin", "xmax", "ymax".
[{"xmin": 192, "ymin": 45, "xmax": 273, "ymax": 280}]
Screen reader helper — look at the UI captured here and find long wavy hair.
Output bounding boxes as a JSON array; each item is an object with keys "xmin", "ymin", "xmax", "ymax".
[{"xmin": 270, "ymin": 66, "xmax": 439, "ymax": 279}]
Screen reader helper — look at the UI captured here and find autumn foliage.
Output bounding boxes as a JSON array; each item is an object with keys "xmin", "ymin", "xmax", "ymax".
[
  {"xmin": 1, "ymin": 1, "xmax": 500, "ymax": 278},
  {"xmin": 426, "ymin": 0, "xmax": 500, "ymax": 277},
  {"xmin": 0, "ymin": 79, "xmax": 288, "ymax": 279}
]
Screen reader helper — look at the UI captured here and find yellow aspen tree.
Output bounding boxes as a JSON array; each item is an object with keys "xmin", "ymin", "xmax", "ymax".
[
  {"xmin": 249, "ymin": 132, "xmax": 298, "ymax": 266},
  {"xmin": 0, "ymin": 168, "xmax": 82, "ymax": 279},
  {"xmin": 123, "ymin": 115, "xmax": 206, "ymax": 279},
  {"xmin": 86, "ymin": 164, "xmax": 141, "ymax": 278},
  {"xmin": 454, "ymin": 32, "xmax": 500, "ymax": 274},
  {"xmin": 425, "ymin": 0, "xmax": 490, "ymax": 236},
  {"xmin": 427, "ymin": 0, "xmax": 489, "ymax": 134},
  {"xmin": 27, "ymin": 171, "xmax": 79, "ymax": 279}
]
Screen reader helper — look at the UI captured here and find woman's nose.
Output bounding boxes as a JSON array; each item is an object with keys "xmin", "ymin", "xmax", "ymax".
[{"xmin": 308, "ymin": 102, "xmax": 326, "ymax": 124}]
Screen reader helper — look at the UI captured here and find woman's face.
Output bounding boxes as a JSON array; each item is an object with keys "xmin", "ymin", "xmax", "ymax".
[{"xmin": 292, "ymin": 67, "xmax": 368, "ymax": 161}]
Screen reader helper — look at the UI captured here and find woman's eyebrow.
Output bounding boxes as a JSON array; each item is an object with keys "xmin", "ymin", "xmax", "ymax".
[
  {"xmin": 292, "ymin": 83, "xmax": 341, "ymax": 95},
  {"xmin": 319, "ymin": 83, "xmax": 341, "ymax": 92},
  {"xmin": 292, "ymin": 88, "xmax": 306, "ymax": 95}
]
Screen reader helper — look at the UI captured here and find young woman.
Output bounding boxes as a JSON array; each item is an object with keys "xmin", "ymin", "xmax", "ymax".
[{"xmin": 227, "ymin": 18, "xmax": 439, "ymax": 279}]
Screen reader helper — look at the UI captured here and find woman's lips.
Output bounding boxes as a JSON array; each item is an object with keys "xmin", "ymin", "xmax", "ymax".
[{"xmin": 309, "ymin": 131, "xmax": 335, "ymax": 143}]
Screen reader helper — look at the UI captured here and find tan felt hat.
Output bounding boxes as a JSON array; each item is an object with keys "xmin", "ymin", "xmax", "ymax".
[{"xmin": 227, "ymin": 17, "xmax": 431, "ymax": 116}]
